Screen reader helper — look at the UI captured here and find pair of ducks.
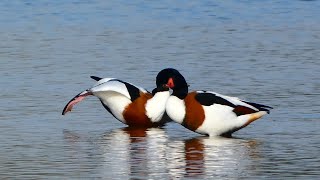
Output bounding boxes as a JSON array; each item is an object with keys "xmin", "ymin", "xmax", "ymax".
[{"xmin": 62, "ymin": 68, "xmax": 272, "ymax": 137}]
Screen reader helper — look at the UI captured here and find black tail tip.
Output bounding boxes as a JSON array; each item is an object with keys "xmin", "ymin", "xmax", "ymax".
[{"xmin": 90, "ymin": 76, "xmax": 102, "ymax": 81}]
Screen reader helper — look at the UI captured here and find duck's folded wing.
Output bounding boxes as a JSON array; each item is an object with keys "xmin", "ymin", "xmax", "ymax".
[
  {"xmin": 194, "ymin": 91, "xmax": 272, "ymax": 116},
  {"xmin": 62, "ymin": 77, "xmax": 148, "ymax": 115},
  {"xmin": 90, "ymin": 77, "xmax": 148, "ymax": 101}
]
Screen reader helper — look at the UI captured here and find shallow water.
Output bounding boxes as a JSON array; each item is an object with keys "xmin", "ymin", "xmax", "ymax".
[{"xmin": 1, "ymin": 0, "xmax": 319, "ymax": 179}]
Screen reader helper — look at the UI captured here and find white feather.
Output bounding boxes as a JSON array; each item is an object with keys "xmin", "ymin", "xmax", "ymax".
[
  {"xmin": 91, "ymin": 80, "xmax": 130, "ymax": 99},
  {"xmin": 93, "ymin": 91, "xmax": 131, "ymax": 123},
  {"xmin": 89, "ymin": 78, "xmax": 147, "ymax": 123},
  {"xmin": 196, "ymin": 104, "xmax": 242, "ymax": 136},
  {"xmin": 93, "ymin": 78, "xmax": 116, "ymax": 87},
  {"xmin": 196, "ymin": 105, "xmax": 268, "ymax": 136},
  {"xmin": 145, "ymin": 91, "xmax": 170, "ymax": 122},
  {"xmin": 166, "ymin": 96, "xmax": 186, "ymax": 124}
]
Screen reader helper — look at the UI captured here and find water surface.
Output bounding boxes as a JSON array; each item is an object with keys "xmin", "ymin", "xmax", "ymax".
[{"xmin": 0, "ymin": 0, "xmax": 319, "ymax": 179}]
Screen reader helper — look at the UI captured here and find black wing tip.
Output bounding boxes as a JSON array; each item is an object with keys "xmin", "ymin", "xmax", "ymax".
[
  {"xmin": 259, "ymin": 105, "xmax": 273, "ymax": 112},
  {"xmin": 265, "ymin": 108, "xmax": 271, "ymax": 114},
  {"xmin": 262, "ymin": 104, "xmax": 273, "ymax": 109},
  {"xmin": 261, "ymin": 105, "xmax": 273, "ymax": 114},
  {"xmin": 262, "ymin": 106, "xmax": 273, "ymax": 114},
  {"xmin": 242, "ymin": 100, "xmax": 273, "ymax": 113},
  {"xmin": 90, "ymin": 76, "xmax": 102, "ymax": 81}
]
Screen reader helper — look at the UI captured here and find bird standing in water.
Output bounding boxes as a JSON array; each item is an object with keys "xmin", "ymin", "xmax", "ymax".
[
  {"xmin": 62, "ymin": 76, "xmax": 170, "ymax": 128},
  {"xmin": 156, "ymin": 68, "xmax": 272, "ymax": 137}
]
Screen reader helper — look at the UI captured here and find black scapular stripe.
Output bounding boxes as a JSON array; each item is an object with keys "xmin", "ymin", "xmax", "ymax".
[
  {"xmin": 124, "ymin": 82, "xmax": 140, "ymax": 101},
  {"xmin": 195, "ymin": 93, "xmax": 235, "ymax": 107}
]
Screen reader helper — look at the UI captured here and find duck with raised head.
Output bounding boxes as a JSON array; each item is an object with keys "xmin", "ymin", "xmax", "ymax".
[
  {"xmin": 62, "ymin": 76, "xmax": 170, "ymax": 127},
  {"xmin": 156, "ymin": 68, "xmax": 273, "ymax": 137}
]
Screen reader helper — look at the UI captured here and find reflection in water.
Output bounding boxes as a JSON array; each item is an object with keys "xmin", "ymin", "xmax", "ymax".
[
  {"xmin": 124, "ymin": 128, "xmax": 149, "ymax": 179},
  {"xmin": 167, "ymin": 137, "xmax": 261, "ymax": 179},
  {"xmin": 184, "ymin": 138, "xmax": 205, "ymax": 177},
  {"xmin": 2, "ymin": 0, "xmax": 319, "ymax": 178},
  {"xmin": 63, "ymin": 128, "xmax": 261, "ymax": 179},
  {"xmin": 98, "ymin": 127, "xmax": 168, "ymax": 179}
]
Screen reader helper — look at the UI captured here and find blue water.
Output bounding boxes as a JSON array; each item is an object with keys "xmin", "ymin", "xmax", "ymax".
[{"xmin": 1, "ymin": 1, "xmax": 319, "ymax": 179}]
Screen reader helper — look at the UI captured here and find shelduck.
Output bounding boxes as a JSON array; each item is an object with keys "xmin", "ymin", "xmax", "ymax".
[
  {"xmin": 156, "ymin": 68, "xmax": 273, "ymax": 137},
  {"xmin": 62, "ymin": 76, "xmax": 170, "ymax": 127}
]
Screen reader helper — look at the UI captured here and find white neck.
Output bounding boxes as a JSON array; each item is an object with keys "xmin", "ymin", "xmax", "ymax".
[
  {"xmin": 166, "ymin": 96, "xmax": 186, "ymax": 124},
  {"xmin": 145, "ymin": 91, "xmax": 170, "ymax": 122}
]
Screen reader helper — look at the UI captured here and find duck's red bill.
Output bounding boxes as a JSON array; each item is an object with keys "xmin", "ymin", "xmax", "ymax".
[{"xmin": 62, "ymin": 91, "xmax": 92, "ymax": 115}]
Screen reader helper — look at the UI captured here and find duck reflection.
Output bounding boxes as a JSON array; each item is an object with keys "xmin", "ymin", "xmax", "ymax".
[
  {"xmin": 123, "ymin": 127, "xmax": 149, "ymax": 178},
  {"xmin": 99, "ymin": 127, "xmax": 168, "ymax": 179},
  {"xmin": 184, "ymin": 138, "xmax": 205, "ymax": 177},
  {"xmin": 63, "ymin": 128, "xmax": 261, "ymax": 179},
  {"xmin": 167, "ymin": 136, "xmax": 261, "ymax": 178}
]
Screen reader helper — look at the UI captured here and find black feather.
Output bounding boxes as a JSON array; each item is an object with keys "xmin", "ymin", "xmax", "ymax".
[
  {"xmin": 109, "ymin": 79, "xmax": 141, "ymax": 102},
  {"xmin": 195, "ymin": 93, "xmax": 236, "ymax": 107},
  {"xmin": 242, "ymin": 100, "xmax": 273, "ymax": 114},
  {"xmin": 90, "ymin": 76, "xmax": 103, "ymax": 81}
]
